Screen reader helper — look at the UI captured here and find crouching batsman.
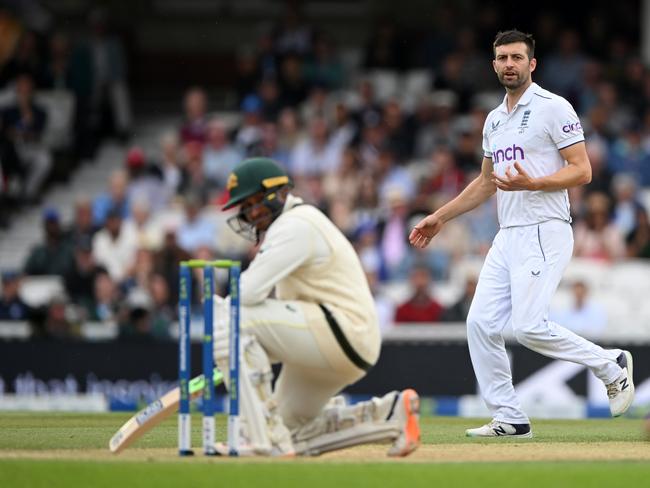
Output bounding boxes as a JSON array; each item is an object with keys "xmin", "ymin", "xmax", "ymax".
[{"xmin": 213, "ymin": 157, "xmax": 419, "ymax": 457}]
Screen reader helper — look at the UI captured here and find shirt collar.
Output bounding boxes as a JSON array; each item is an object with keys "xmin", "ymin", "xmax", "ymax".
[
  {"xmin": 282, "ymin": 193, "xmax": 303, "ymax": 214},
  {"xmin": 497, "ymin": 82, "xmax": 539, "ymax": 113}
]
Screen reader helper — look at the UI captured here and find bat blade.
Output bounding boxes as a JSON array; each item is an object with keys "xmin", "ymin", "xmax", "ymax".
[{"xmin": 109, "ymin": 370, "xmax": 223, "ymax": 454}]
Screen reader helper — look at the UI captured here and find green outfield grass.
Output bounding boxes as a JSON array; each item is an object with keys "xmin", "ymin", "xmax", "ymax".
[{"xmin": 0, "ymin": 413, "xmax": 649, "ymax": 488}]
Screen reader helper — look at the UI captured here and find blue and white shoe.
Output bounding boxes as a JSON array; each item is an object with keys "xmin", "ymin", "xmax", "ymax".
[
  {"xmin": 465, "ymin": 420, "xmax": 532, "ymax": 438},
  {"xmin": 607, "ymin": 350, "xmax": 635, "ymax": 417}
]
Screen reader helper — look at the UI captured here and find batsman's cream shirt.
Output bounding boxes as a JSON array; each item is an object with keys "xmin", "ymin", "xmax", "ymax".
[
  {"xmin": 482, "ymin": 82, "xmax": 584, "ymax": 228},
  {"xmin": 240, "ymin": 194, "xmax": 380, "ymax": 368}
]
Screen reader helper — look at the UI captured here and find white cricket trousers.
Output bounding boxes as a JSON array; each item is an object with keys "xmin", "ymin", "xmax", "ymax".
[
  {"xmin": 241, "ymin": 300, "xmax": 366, "ymax": 430},
  {"xmin": 466, "ymin": 219, "xmax": 622, "ymax": 424}
]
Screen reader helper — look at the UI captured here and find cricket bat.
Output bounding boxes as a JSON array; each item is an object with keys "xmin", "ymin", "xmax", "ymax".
[{"xmin": 109, "ymin": 369, "xmax": 223, "ymax": 453}]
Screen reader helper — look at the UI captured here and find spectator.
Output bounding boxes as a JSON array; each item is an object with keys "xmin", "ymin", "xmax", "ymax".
[
  {"xmin": 153, "ymin": 226, "xmax": 191, "ymax": 303},
  {"xmin": 235, "ymin": 94, "xmax": 264, "ymax": 155},
  {"xmin": 24, "ymin": 207, "xmax": 74, "ymax": 276},
  {"xmin": 176, "ymin": 194, "xmax": 216, "ymax": 253},
  {"xmin": 383, "ymin": 100, "xmax": 414, "ymax": 160},
  {"xmin": 322, "ymin": 146, "xmax": 362, "ymax": 207},
  {"xmin": 273, "ymin": 2, "xmax": 313, "ymax": 57},
  {"xmin": 63, "ymin": 236, "xmax": 101, "ymax": 317},
  {"xmin": 125, "ymin": 146, "xmax": 169, "ymax": 214},
  {"xmin": 375, "ymin": 145, "xmax": 415, "ymax": 203},
  {"xmin": 364, "ymin": 19, "xmax": 404, "ymax": 70},
  {"xmin": 539, "ymin": 29, "xmax": 586, "ymax": 102},
  {"xmin": 550, "ymin": 281, "xmax": 607, "ymax": 338},
  {"xmin": 441, "ymin": 275, "xmax": 477, "ymax": 322},
  {"xmin": 300, "ymin": 84, "xmax": 333, "ymax": 124},
  {"xmin": 1, "ymin": 73, "xmax": 52, "ymax": 202},
  {"xmin": 92, "ymin": 206, "xmax": 137, "ymax": 282},
  {"xmin": 0, "ymin": 271, "xmax": 34, "ymax": 321},
  {"xmin": 83, "ymin": 8, "xmax": 132, "ymax": 140},
  {"xmin": 626, "ymin": 205, "xmax": 650, "ymax": 259},
  {"xmin": 92, "ymin": 169, "xmax": 129, "ymax": 227},
  {"xmin": 0, "ymin": 30, "xmax": 42, "ymax": 86},
  {"xmin": 179, "ymin": 86, "xmax": 209, "ymax": 145},
  {"xmin": 178, "ymin": 141, "xmax": 212, "ymax": 203},
  {"xmin": 249, "ymin": 122, "xmax": 290, "ymax": 168},
  {"xmin": 148, "ymin": 272, "xmax": 175, "ymax": 336},
  {"xmin": 377, "ymin": 188, "xmax": 412, "ymax": 280},
  {"xmin": 91, "ymin": 268, "xmax": 119, "ymax": 322},
  {"xmin": 278, "ymin": 54, "xmax": 309, "ymax": 107},
  {"xmin": 611, "ymin": 173, "xmax": 647, "ymax": 237},
  {"xmin": 304, "ymin": 36, "xmax": 343, "ymax": 90},
  {"xmin": 608, "ymin": 122, "xmax": 650, "ymax": 186},
  {"xmin": 574, "ymin": 192, "xmax": 626, "ymax": 262},
  {"xmin": 202, "ymin": 118, "xmax": 242, "ymax": 189},
  {"xmin": 157, "ymin": 132, "xmax": 183, "ymax": 195},
  {"xmin": 122, "ymin": 199, "xmax": 163, "ymax": 251},
  {"xmin": 276, "ymin": 107, "xmax": 304, "ymax": 154},
  {"xmin": 64, "ymin": 196, "xmax": 98, "ymax": 246},
  {"xmin": 258, "ymin": 78, "xmax": 283, "ymax": 122},
  {"xmin": 394, "ymin": 266, "xmax": 443, "ymax": 323},
  {"xmin": 117, "ymin": 287, "xmax": 158, "ymax": 342},
  {"xmin": 290, "ymin": 116, "xmax": 342, "ymax": 177},
  {"xmin": 35, "ymin": 292, "xmax": 79, "ymax": 340},
  {"xmin": 417, "ymin": 146, "xmax": 465, "ymax": 202}
]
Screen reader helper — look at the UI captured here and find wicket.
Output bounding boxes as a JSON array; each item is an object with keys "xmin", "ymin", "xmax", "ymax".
[{"xmin": 178, "ymin": 259, "xmax": 241, "ymax": 456}]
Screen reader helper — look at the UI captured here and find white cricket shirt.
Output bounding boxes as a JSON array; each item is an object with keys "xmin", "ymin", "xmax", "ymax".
[{"xmin": 482, "ymin": 82, "xmax": 585, "ymax": 227}]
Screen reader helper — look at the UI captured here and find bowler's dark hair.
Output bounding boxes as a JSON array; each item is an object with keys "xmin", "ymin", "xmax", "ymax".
[{"xmin": 493, "ymin": 30, "xmax": 535, "ymax": 59}]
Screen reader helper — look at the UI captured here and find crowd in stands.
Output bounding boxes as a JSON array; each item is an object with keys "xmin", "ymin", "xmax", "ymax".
[
  {"xmin": 0, "ymin": 7, "xmax": 132, "ymax": 228},
  {"xmin": 2, "ymin": 3, "xmax": 649, "ymax": 339}
]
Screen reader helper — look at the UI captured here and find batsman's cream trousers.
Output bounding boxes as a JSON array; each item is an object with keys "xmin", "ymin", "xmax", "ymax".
[
  {"xmin": 467, "ymin": 219, "xmax": 622, "ymax": 424},
  {"xmin": 241, "ymin": 300, "xmax": 367, "ymax": 430}
]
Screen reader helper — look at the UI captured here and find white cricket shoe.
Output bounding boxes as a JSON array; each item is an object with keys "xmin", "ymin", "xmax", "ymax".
[
  {"xmin": 607, "ymin": 350, "xmax": 635, "ymax": 417},
  {"xmin": 465, "ymin": 420, "xmax": 532, "ymax": 438},
  {"xmin": 387, "ymin": 388, "xmax": 421, "ymax": 457}
]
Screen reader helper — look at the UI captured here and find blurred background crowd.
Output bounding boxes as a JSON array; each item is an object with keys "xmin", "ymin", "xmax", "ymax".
[{"xmin": 1, "ymin": 0, "xmax": 648, "ymax": 342}]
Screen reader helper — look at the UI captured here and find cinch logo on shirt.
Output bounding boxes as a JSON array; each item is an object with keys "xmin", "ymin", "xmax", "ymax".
[
  {"xmin": 493, "ymin": 144, "xmax": 525, "ymax": 164},
  {"xmin": 562, "ymin": 122, "xmax": 582, "ymax": 133}
]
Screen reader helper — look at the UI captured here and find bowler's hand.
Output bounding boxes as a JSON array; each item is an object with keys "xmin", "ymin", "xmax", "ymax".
[
  {"xmin": 409, "ymin": 214, "xmax": 444, "ymax": 248},
  {"xmin": 492, "ymin": 162, "xmax": 539, "ymax": 191}
]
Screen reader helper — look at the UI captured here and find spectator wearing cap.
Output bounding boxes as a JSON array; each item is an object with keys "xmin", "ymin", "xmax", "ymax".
[
  {"xmin": 179, "ymin": 86, "xmax": 209, "ymax": 146},
  {"xmin": 92, "ymin": 169, "xmax": 130, "ymax": 227},
  {"xmin": 92, "ymin": 206, "xmax": 137, "ymax": 282},
  {"xmin": 0, "ymin": 271, "xmax": 34, "ymax": 321},
  {"xmin": 202, "ymin": 118, "xmax": 242, "ymax": 190},
  {"xmin": 125, "ymin": 146, "xmax": 169, "ymax": 214},
  {"xmin": 235, "ymin": 94, "xmax": 264, "ymax": 155},
  {"xmin": 24, "ymin": 207, "xmax": 74, "ymax": 276}
]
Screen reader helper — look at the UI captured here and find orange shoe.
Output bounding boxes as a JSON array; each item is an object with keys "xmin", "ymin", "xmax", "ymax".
[{"xmin": 387, "ymin": 388, "xmax": 421, "ymax": 457}]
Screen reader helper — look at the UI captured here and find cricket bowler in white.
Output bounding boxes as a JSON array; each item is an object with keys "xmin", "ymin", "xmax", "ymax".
[
  {"xmin": 212, "ymin": 157, "xmax": 420, "ymax": 455},
  {"xmin": 410, "ymin": 30, "xmax": 634, "ymax": 438}
]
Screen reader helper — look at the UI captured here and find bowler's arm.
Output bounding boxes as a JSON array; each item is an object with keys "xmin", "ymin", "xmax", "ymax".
[{"xmin": 434, "ymin": 157, "xmax": 497, "ymax": 223}]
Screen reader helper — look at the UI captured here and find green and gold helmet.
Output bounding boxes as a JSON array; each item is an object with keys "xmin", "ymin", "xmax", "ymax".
[
  {"xmin": 223, "ymin": 158, "xmax": 291, "ymax": 210},
  {"xmin": 223, "ymin": 158, "xmax": 292, "ymax": 242}
]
